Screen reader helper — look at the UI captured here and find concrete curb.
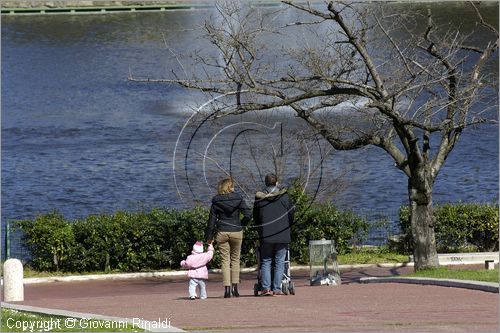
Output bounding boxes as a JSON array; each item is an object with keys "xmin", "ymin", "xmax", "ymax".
[
  {"xmin": 409, "ymin": 252, "xmax": 499, "ymax": 265},
  {"xmin": 19, "ymin": 263, "xmax": 414, "ymax": 284},
  {"xmin": 22, "ymin": 270, "xmax": 187, "ymax": 284},
  {"xmin": 9, "ymin": 260, "xmax": 494, "ymax": 285},
  {"xmin": 21, "ymin": 269, "xmax": 256, "ymax": 284},
  {"xmin": 359, "ymin": 276, "xmax": 499, "ymax": 293},
  {"xmin": 1, "ymin": 302, "xmax": 185, "ymax": 332}
]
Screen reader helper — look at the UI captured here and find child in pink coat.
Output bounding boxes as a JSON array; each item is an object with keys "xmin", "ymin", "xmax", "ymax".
[{"xmin": 180, "ymin": 241, "xmax": 214, "ymax": 300}]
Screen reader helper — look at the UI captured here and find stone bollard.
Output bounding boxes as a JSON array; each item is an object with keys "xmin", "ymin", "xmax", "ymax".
[
  {"xmin": 3, "ymin": 258, "xmax": 24, "ymax": 302},
  {"xmin": 485, "ymin": 260, "xmax": 495, "ymax": 270}
]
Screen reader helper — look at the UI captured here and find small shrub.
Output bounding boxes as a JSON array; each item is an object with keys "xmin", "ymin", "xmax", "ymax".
[
  {"xmin": 289, "ymin": 186, "xmax": 369, "ymax": 264},
  {"xmin": 15, "ymin": 211, "xmax": 75, "ymax": 271},
  {"xmin": 399, "ymin": 203, "xmax": 499, "ymax": 253}
]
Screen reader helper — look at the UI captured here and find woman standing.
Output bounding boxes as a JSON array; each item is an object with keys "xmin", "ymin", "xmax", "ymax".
[{"xmin": 204, "ymin": 177, "xmax": 251, "ymax": 298}]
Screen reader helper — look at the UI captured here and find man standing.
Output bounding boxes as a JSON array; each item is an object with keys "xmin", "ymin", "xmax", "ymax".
[{"xmin": 253, "ymin": 173, "xmax": 294, "ymax": 296}]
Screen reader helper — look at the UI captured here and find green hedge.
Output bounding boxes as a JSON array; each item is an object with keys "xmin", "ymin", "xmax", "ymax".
[
  {"xmin": 288, "ymin": 187, "xmax": 369, "ymax": 263},
  {"xmin": 15, "ymin": 207, "xmax": 216, "ymax": 272},
  {"xmin": 14, "ymin": 193, "xmax": 367, "ymax": 272},
  {"xmin": 398, "ymin": 203, "xmax": 499, "ymax": 253},
  {"xmin": 16, "ymin": 200, "xmax": 497, "ymax": 272},
  {"xmin": 14, "ymin": 206, "xmax": 254, "ymax": 272},
  {"xmin": 14, "ymin": 211, "xmax": 75, "ymax": 271}
]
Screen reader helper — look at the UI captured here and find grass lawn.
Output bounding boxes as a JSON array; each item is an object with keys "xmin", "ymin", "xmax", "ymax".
[
  {"xmin": 406, "ymin": 267, "xmax": 499, "ymax": 283},
  {"xmin": 0, "ymin": 308, "xmax": 144, "ymax": 332},
  {"xmin": 337, "ymin": 250, "xmax": 409, "ymax": 265}
]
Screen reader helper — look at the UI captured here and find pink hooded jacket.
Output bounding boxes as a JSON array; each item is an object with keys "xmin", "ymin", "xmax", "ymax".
[{"xmin": 180, "ymin": 244, "xmax": 214, "ymax": 279}]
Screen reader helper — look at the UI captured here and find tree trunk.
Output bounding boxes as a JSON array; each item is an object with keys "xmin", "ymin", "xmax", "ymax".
[{"xmin": 408, "ymin": 171, "xmax": 439, "ymax": 271}]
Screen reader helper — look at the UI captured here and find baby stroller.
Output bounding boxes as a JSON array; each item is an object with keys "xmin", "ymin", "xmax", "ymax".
[{"xmin": 253, "ymin": 243, "xmax": 295, "ymax": 296}]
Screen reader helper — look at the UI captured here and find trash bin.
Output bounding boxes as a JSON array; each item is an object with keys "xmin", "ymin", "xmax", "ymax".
[{"xmin": 309, "ymin": 239, "xmax": 341, "ymax": 286}]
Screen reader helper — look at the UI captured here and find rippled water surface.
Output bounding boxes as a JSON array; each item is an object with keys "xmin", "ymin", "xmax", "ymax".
[{"xmin": 2, "ymin": 5, "xmax": 498, "ymax": 242}]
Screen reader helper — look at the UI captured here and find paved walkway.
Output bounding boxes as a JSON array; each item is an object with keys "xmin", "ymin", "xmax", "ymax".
[{"xmin": 6, "ymin": 266, "xmax": 500, "ymax": 332}]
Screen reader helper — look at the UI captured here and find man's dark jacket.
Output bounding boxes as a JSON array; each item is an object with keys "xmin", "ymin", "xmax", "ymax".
[
  {"xmin": 253, "ymin": 189, "xmax": 294, "ymax": 243},
  {"xmin": 204, "ymin": 192, "xmax": 251, "ymax": 241}
]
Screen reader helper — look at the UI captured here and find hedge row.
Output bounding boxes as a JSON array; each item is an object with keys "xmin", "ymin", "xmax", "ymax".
[
  {"xmin": 16, "ymin": 207, "xmax": 213, "ymax": 272},
  {"xmin": 398, "ymin": 203, "xmax": 499, "ymax": 253},
  {"xmin": 15, "ymin": 198, "xmax": 498, "ymax": 272},
  {"xmin": 14, "ymin": 191, "xmax": 369, "ymax": 272}
]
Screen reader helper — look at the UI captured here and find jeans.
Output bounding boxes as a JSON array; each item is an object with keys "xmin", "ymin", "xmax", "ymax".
[
  {"xmin": 189, "ymin": 278, "xmax": 207, "ymax": 299},
  {"xmin": 260, "ymin": 242, "xmax": 287, "ymax": 292}
]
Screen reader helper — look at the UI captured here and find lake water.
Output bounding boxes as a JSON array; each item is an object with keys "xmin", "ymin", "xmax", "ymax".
[{"xmin": 1, "ymin": 4, "xmax": 498, "ymax": 255}]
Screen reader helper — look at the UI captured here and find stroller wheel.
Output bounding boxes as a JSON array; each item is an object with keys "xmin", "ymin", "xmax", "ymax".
[
  {"xmin": 282, "ymin": 282, "xmax": 289, "ymax": 295},
  {"xmin": 254, "ymin": 283, "xmax": 260, "ymax": 297},
  {"xmin": 289, "ymin": 282, "xmax": 295, "ymax": 295}
]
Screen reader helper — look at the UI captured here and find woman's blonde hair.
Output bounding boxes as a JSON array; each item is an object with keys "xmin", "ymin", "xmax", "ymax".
[{"xmin": 217, "ymin": 177, "xmax": 234, "ymax": 195}]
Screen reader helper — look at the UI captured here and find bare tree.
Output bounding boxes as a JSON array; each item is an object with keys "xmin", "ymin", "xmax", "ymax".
[
  {"xmin": 130, "ymin": 1, "xmax": 498, "ymax": 270},
  {"xmin": 172, "ymin": 108, "xmax": 349, "ymax": 205}
]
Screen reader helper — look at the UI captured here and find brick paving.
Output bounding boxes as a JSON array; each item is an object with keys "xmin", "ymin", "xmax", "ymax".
[{"xmin": 8, "ymin": 266, "xmax": 500, "ymax": 332}]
